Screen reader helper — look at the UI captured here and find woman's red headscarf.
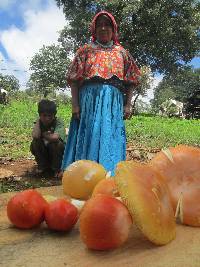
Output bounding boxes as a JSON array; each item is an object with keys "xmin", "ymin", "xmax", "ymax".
[{"xmin": 91, "ymin": 11, "xmax": 120, "ymax": 45}]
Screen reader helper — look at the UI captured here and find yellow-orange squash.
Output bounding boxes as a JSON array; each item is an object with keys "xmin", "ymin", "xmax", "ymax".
[
  {"xmin": 115, "ymin": 161, "xmax": 176, "ymax": 245},
  {"xmin": 92, "ymin": 178, "xmax": 119, "ymax": 197},
  {"xmin": 62, "ymin": 160, "xmax": 107, "ymax": 200},
  {"xmin": 150, "ymin": 145, "xmax": 200, "ymax": 226}
]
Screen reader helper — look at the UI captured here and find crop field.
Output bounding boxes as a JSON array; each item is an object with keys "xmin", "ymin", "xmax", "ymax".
[{"xmin": 0, "ymin": 99, "xmax": 199, "ymax": 159}]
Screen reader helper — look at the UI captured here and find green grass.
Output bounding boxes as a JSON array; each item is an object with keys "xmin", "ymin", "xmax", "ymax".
[
  {"xmin": 126, "ymin": 115, "xmax": 200, "ymax": 149},
  {"xmin": 0, "ymin": 100, "xmax": 199, "ymax": 159}
]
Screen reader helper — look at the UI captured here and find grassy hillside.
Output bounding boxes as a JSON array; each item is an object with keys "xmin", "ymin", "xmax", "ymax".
[{"xmin": 0, "ymin": 100, "xmax": 199, "ymax": 159}]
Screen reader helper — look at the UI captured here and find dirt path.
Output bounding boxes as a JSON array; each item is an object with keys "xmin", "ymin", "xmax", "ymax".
[
  {"xmin": 0, "ymin": 158, "xmax": 61, "ymax": 193},
  {"xmin": 0, "ymin": 158, "xmax": 36, "ymax": 177}
]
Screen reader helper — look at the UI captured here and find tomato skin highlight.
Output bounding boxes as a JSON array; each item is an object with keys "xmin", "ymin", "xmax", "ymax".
[
  {"xmin": 7, "ymin": 189, "xmax": 47, "ymax": 229},
  {"xmin": 44, "ymin": 199, "xmax": 79, "ymax": 231},
  {"xmin": 79, "ymin": 195, "xmax": 132, "ymax": 250}
]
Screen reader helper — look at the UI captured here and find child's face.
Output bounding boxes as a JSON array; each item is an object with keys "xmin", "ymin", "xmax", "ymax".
[{"xmin": 40, "ymin": 112, "xmax": 55, "ymax": 126}]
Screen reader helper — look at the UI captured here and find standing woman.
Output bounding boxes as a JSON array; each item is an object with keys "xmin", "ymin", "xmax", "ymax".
[{"xmin": 61, "ymin": 11, "xmax": 140, "ymax": 175}]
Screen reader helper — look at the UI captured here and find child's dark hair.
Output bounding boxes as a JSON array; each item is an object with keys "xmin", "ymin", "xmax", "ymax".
[{"xmin": 38, "ymin": 99, "xmax": 57, "ymax": 115}]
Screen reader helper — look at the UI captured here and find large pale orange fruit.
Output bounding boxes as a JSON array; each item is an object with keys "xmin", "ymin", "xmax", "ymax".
[
  {"xmin": 114, "ymin": 161, "xmax": 176, "ymax": 245},
  {"xmin": 62, "ymin": 160, "xmax": 107, "ymax": 200},
  {"xmin": 150, "ymin": 145, "xmax": 200, "ymax": 226}
]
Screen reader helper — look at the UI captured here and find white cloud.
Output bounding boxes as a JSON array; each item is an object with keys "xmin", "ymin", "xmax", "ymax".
[
  {"xmin": 0, "ymin": 1, "xmax": 67, "ymax": 89},
  {"xmin": 139, "ymin": 74, "xmax": 163, "ymax": 103},
  {"xmin": 0, "ymin": 51, "xmax": 4, "ymax": 61}
]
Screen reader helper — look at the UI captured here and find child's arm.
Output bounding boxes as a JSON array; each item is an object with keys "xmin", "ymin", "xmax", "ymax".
[
  {"xmin": 32, "ymin": 119, "xmax": 41, "ymax": 138},
  {"xmin": 42, "ymin": 131, "xmax": 59, "ymax": 142},
  {"xmin": 42, "ymin": 119, "xmax": 66, "ymax": 143}
]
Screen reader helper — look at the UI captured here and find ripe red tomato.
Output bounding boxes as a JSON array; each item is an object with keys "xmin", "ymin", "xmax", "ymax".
[
  {"xmin": 7, "ymin": 189, "xmax": 47, "ymax": 229},
  {"xmin": 79, "ymin": 194, "xmax": 132, "ymax": 250},
  {"xmin": 44, "ymin": 199, "xmax": 78, "ymax": 231}
]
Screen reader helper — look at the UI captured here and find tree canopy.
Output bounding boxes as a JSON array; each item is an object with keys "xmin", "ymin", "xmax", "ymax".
[
  {"xmin": 131, "ymin": 65, "xmax": 153, "ymax": 112},
  {"xmin": 0, "ymin": 73, "xmax": 20, "ymax": 92},
  {"xmin": 29, "ymin": 44, "xmax": 70, "ymax": 96},
  {"xmin": 56, "ymin": 0, "xmax": 200, "ymax": 74}
]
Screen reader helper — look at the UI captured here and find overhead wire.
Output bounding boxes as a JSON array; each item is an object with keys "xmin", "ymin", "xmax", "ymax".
[{"xmin": 0, "ymin": 59, "xmax": 70, "ymax": 90}]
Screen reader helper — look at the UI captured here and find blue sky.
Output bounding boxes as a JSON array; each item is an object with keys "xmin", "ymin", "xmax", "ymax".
[
  {"xmin": 0, "ymin": 0, "xmax": 199, "ymax": 101},
  {"xmin": 188, "ymin": 57, "xmax": 200, "ymax": 68},
  {"xmin": 0, "ymin": 0, "xmax": 66, "ymax": 88}
]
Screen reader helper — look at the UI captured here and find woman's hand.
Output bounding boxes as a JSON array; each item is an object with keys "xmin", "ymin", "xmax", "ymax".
[
  {"xmin": 123, "ymin": 104, "xmax": 133, "ymax": 120},
  {"xmin": 71, "ymin": 82, "xmax": 80, "ymax": 120},
  {"xmin": 72, "ymin": 105, "xmax": 80, "ymax": 120}
]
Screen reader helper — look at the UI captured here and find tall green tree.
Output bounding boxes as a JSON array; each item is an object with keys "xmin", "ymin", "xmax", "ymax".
[
  {"xmin": 56, "ymin": 0, "xmax": 200, "ymax": 74},
  {"xmin": 29, "ymin": 44, "xmax": 70, "ymax": 96},
  {"xmin": 151, "ymin": 82, "xmax": 177, "ymax": 111},
  {"xmin": 0, "ymin": 73, "xmax": 20, "ymax": 92},
  {"xmin": 132, "ymin": 66, "xmax": 153, "ymax": 113}
]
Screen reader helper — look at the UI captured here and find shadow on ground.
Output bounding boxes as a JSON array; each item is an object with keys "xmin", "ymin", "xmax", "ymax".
[{"xmin": 0, "ymin": 158, "xmax": 61, "ymax": 193}]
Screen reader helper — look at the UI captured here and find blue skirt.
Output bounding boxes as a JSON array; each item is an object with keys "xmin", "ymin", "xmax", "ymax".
[{"xmin": 61, "ymin": 83, "xmax": 126, "ymax": 175}]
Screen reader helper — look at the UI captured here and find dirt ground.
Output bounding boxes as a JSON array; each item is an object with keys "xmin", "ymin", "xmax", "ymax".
[
  {"xmin": 0, "ymin": 146, "xmax": 158, "ymax": 193},
  {"xmin": 0, "ymin": 158, "xmax": 61, "ymax": 193}
]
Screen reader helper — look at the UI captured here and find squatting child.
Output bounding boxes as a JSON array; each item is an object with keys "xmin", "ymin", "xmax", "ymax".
[{"xmin": 30, "ymin": 99, "xmax": 66, "ymax": 177}]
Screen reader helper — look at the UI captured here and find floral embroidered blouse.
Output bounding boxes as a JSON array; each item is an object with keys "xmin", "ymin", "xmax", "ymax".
[
  {"xmin": 67, "ymin": 42, "xmax": 141, "ymax": 89},
  {"xmin": 67, "ymin": 43, "xmax": 140, "ymax": 88}
]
